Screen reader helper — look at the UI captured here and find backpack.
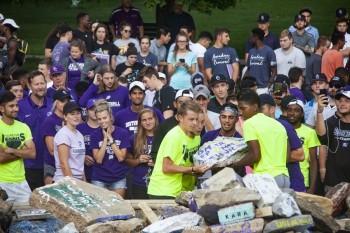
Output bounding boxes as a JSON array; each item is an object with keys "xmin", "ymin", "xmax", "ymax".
[{"xmin": 7, "ymin": 35, "xmax": 28, "ymax": 66}]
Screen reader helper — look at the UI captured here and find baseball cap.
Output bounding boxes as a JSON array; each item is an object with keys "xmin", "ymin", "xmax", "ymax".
[
  {"xmin": 58, "ymin": 24, "xmax": 72, "ymax": 34},
  {"xmin": 299, "ymin": 7, "xmax": 312, "ymax": 15},
  {"xmin": 158, "ymin": 72, "xmax": 166, "ymax": 79},
  {"xmin": 280, "ymin": 95, "xmax": 296, "ymax": 110},
  {"xmin": 210, "ymin": 74, "xmax": 227, "ymax": 87},
  {"xmin": 53, "ymin": 90, "xmax": 71, "ymax": 102},
  {"xmin": 63, "ymin": 101, "xmax": 82, "ymax": 115},
  {"xmin": 336, "ymin": 8, "xmax": 347, "ymax": 18},
  {"xmin": 129, "ymin": 81, "xmax": 145, "ymax": 92},
  {"xmin": 287, "ymin": 99, "xmax": 305, "ymax": 123},
  {"xmin": 191, "ymin": 72, "xmax": 204, "ymax": 88},
  {"xmin": 335, "ymin": 90, "xmax": 350, "ymax": 100},
  {"xmin": 86, "ymin": 99, "xmax": 97, "ymax": 109},
  {"xmin": 2, "ymin": 19, "xmax": 19, "ymax": 29},
  {"xmin": 193, "ymin": 85, "xmax": 210, "ymax": 99},
  {"xmin": 50, "ymin": 64, "xmax": 65, "ymax": 77},
  {"xmin": 294, "ymin": 14, "xmax": 306, "ymax": 22},
  {"xmin": 259, "ymin": 94, "xmax": 276, "ymax": 107},
  {"xmin": 273, "ymin": 74, "xmax": 290, "ymax": 87},
  {"xmin": 329, "ymin": 76, "xmax": 345, "ymax": 87},
  {"xmin": 175, "ymin": 89, "xmax": 194, "ymax": 100},
  {"xmin": 0, "ymin": 14, "xmax": 4, "ymax": 21},
  {"xmin": 257, "ymin": 13, "xmax": 270, "ymax": 23},
  {"xmin": 311, "ymin": 73, "xmax": 328, "ymax": 84}
]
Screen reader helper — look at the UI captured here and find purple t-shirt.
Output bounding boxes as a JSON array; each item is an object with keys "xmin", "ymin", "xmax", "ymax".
[
  {"xmin": 90, "ymin": 126, "xmax": 130, "ymax": 183},
  {"xmin": 46, "ymin": 86, "xmax": 78, "ymax": 103},
  {"xmin": 290, "ymin": 88, "xmax": 307, "ymax": 104},
  {"xmin": 76, "ymin": 122, "xmax": 99, "ymax": 181},
  {"xmin": 67, "ymin": 56, "xmax": 85, "ymax": 89},
  {"xmin": 108, "ymin": 6, "xmax": 143, "ymax": 38},
  {"xmin": 41, "ymin": 112, "xmax": 64, "ymax": 167},
  {"xmin": 17, "ymin": 95, "xmax": 53, "ymax": 169},
  {"xmin": 128, "ymin": 135, "xmax": 154, "ymax": 187},
  {"xmin": 201, "ymin": 128, "xmax": 242, "ymax": 146},
  {"xmin": 114, "ymin": 106, "xmax": 165, "ymax": 138},
  {"xmin": 276, "ymin": 118, "xmax": 305, "ymax": 192},
  {"xmin": 51, "ymin": 41, "xmax": 70, "ymax": 65},
  {"xmin": 78, "ymin": 83, "xmax": 131, "ymax": 115},
  {"xmin": 53, "ymin": 126, "xmax": 86, "ymax": 182}
]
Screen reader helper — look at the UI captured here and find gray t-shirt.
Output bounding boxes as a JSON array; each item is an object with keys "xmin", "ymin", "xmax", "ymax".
[
  {"xmin": 274, "ymin": 47, "xmax": 306, "ymax": 76},
  {"xmin": 149, "ymin": 38, "xmax": 167, "ymax": 63},
  {"xmin": 306, "ymin": 103, "xmax": 337, "ymax": 127},
  {"xmin": 51, "ymin": 41, "xmax": 70, "ymax": 65}
]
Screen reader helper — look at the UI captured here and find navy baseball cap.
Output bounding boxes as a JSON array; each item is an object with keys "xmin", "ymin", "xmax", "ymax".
[
  {"xmin": 311, "ymin": 73, "xmax": 328, "ymax": 84},
  {"xmin": 336, "ymin": 8, "xmax": 347, "ymax": 18},
  {"xmin": 63, "ymin": 101, "xmax": 82, "ymax": 115},
  {"xmin": 294, "ymin": 14, "xmax": 306, "ymax": 22},
  {"xmin": 273, "ymin": 74, "xmax": 290, "ymax": 87},
  {"xmin": 210, "ymin": 74, "xmax": 227, "ymax": 87},
  {"xmin": 259, "ymin": 94, "xmax": 276, "ymax": 107},
  {"xmin": 257, "ymin": 13, "xmax": 270, "ymax": 23},
  {"xmin": 191, "ymin": 72, "xmax": 204, "ymax": 88}
]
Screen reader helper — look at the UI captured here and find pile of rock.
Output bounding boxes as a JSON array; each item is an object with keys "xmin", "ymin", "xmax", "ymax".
[{"xmin": 0, "ymin": 187, "xmax": 12, "ymax": 232}]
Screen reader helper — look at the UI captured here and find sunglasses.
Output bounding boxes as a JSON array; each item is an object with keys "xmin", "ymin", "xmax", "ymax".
[
  {"xmin": 124, "ymin": 30, "xmax": 132, "ymax": 33},
  {"xmin": 329, "ymin": 84, "xmax": 342, "ymax": 89}
]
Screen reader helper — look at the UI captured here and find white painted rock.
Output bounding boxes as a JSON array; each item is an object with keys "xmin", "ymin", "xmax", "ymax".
[
  {"xmin": 272, "ymin": 193, "xmax": 301, "ymax": 217},
  {"xmin": 201, "ymin": 167, "xmax": 243, "ymax": 191}
]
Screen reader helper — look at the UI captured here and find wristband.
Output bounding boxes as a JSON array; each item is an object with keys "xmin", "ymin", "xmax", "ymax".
[
  {"xmin": 317, "ymin": 110, "xmax": 323, "ymax": 113},
  {"xmin": 109, "ymin": 140, "xmax": 115, "ymax": 145},
  {"xmin": 191, "ymin": 166, "xmax": 194, "ymax": 175},
  {"xmin": 319, "ymin": 168, "xmax": 326, "ymax": 173}
]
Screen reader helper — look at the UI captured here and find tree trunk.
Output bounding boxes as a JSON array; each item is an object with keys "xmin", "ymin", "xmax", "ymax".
[{"xmin": 155, "ymin": 0, "xmax": 174, "ymax": 28}]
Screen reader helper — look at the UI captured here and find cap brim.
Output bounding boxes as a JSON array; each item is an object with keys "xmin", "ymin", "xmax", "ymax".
[
  {"xmin": 64, "ymin": 106, "xmax": 82, "ymax": 114},
  {"xmin": 194, "ymin": 92, "xmax": 209, "ymax": 99}
]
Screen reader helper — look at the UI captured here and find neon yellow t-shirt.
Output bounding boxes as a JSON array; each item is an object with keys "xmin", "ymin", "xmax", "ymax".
[
  {"xmin": 295, "ymin": 125, "xmax": 321, "ymax": 187},
  {"xmin": 0, "ymin": 120, "xmax": 33, "ymax": 183},
  {"xmin": 148, "ymin": 126, "xmax": 200, "ymax": 197},
  {"xmin": 243, "ymin": 113, "xmax": 289, "ymax": 177}
]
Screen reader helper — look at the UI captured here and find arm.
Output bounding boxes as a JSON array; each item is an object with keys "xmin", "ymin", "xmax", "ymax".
[
  {"xmin": 109, "ymin": 24, "xmax": 117, "ymax": 42},
  {"xmin": 197, "ymin": 57, "xmax": 208, "ymax": 86},
  {"xmin": 315, "ymin": 96, "xmax": 327, "ymax": 136},
  {"xmin": 307, "ymin": 147, "xmax": 318, "ymax": 194},
  {"xmin": 125, "ymin": 151, "xmax": 139, "ymax": 168},
  {"xmin": 0, "ymin": 145, "xmax": 19, "ymax": 163},
  {"xmin": 340, "ymin": 47, "xmax": 350, "ymax": 57},
  {"xmin": 286, "ymin": 140, "xmax": 291, "ymax": 163},
  {"xmin": 190, "ymin": 30, "xmax": 196, "ymax": 42},
  {"xmin": 162, "ymin": 157, "xmax": 208, "ymax": 175},
  {"xmin": 138, "ymin": 25, "xmax": 144, "ymax": 38},
  {"xmin": 318, "ymin": 145, "xmax": 327, "ymax": 182},
  {"xmin": 4, "ymin": 139, "xmax": 36, "ymax": 159},
  {"xmin": 45, "ymin": 48, "xmax": 53, "ymax": 59},
  {"xmin": 78, "ymin": 82, "xmax": 98, "ymax": 107},
  {"xmin": 245, "ymin": 53, "xmax": 249, "ymax": 63},
  {"xmin": 232, "ymin": 140, "xmax": 261, "ymax": 167},
  {"xmin": 45, "ymin": 136, "xmax": 54, "ymax": 156},
  {"xmin": 289, "ymin": 148, "xmax": 305, "ymax": 162},
  {"xmin": 205, "ymin": 68, "xmax": 213, "ymax": 84},
  {"xmin": 7, "ymin": 40, "xmax": 17, "ymax": 66},
  {"xmin": 231, "ymin": 62, "xmax": 239, "ymax": 82},
  {"xmin": 244, "ymin": 68, "xmax": 250, "ymax": 77},
  {"xmin": 167, "ymin": 62, "xmax": 178, "ymax": 78},
  {"xmin": 92, "ymin": 139, "xmax": 108, "ymax": 164},
  {"xmin": 57, "ymin": 144, "xmax": 74, "ymax": 177},
  {"xmin": 268, "ymin": 66, "xmax": 277, "ymax": 88}
]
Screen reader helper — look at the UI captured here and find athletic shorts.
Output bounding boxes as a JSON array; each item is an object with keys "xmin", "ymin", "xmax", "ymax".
[
  {"xmin": 91, "ymin": 178, "xmax": 126, "ymax": 190},
  {"xmin": 0, "ymin": 181, "xmax": 32, "ymax": 202}
]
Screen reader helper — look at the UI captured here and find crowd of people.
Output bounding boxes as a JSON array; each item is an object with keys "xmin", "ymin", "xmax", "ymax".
[{"xmin": 0, "ymin": 1, "xmax": 350, "ymax": 202}]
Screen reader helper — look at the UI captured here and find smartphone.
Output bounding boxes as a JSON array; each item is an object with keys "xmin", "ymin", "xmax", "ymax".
[
  {"xmin": 179, "ymin": 58, "xmax": 185, "ymax": 63},
  {"xmin": 274, "ymin": 83, "xmax": 283, "ymax": 96},
  {"xmin": 319, "ymin": 89, "xmax": 328, "ymax": 105}
]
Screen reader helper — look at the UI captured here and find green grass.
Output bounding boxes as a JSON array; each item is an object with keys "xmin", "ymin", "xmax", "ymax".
[{"xmin": 4, "ymin": 0, "xmax": 350, "ymax": 71}]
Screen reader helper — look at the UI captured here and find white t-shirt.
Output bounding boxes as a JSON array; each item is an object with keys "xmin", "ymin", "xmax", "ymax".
[
  {"xmin": 114, "ymin": 38, "xmax": 140, "ymax": 65},
  {"xmin": 47, "ymin": 81, "xmax": 53, "ymax": 88},
  {"xmin": 143, "ymin": 89, "xmax": 156, "ymax": 106},
  {"xmin": 206, "ymin": 110, "xmax": 221, "ymax": 131},
  {"xmin": 306, "ymin": 102, "xmax": 337, "ymax": 127},
  {"xmin": 274, "ymin": 47, "xmax": 306, "ymax": 76},
  {"xmin": 53, "ymin": 126, "xmax": 86, "ymax": 182},
  {"xmin": 191, "ymin": 43, "xmax": 207, "ymax": 73}
]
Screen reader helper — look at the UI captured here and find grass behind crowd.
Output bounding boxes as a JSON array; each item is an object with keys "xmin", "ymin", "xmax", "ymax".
[{"xmin": 2, "ymin": 0, "xmax": 349, "ymax": 71}]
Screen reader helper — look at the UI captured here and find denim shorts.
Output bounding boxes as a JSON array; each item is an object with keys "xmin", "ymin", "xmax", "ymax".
[{"xmin": 91, "ymin": 178, "xmax": 127, "ymax": 190}]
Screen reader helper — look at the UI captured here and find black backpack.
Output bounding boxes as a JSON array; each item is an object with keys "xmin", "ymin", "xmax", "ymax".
[{"xmin": 7, "ymin": 35, "xmax": 28, "ymax": 66}]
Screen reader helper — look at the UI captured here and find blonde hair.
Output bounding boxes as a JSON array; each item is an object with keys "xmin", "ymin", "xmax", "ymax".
[
  {"xmin": 94, "ymin": 99, "xmax": 114, "ymax": 123},
  {"xmin": 133, "ymin": 108, "xmax": 158, "ymax": 158},
  {"xmin": 97, "ymin": 65, "xmax": 119, "ymax": 94},
  {"xmin": 279, "ymin": 29, "xmax": 292, "ymax": 39}
]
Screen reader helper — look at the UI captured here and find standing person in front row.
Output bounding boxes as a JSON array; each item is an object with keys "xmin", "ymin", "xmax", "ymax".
[
  {"xmin": 77, "ymin": 99, "xmax": 99, "ymax": 183},
  {"xmin": 147, "ymin": 100, "xmax": 210, "ymax": 199},
  {"xmin": 126, "ymin": 108, "xmax": 158, "ymax": 199},
  {"xmin": 0, "ymin": 91, "xmax": 35, "ymax": 202},
  {"xmin": 234, "ymin": 90, "xmax": 290, "ymax": 188},
  {"xmin": 41, "ymin": 90, "xmax": 71, "ymax": 185},
  {"xmin": 79, "ymin": 65, "xmax": 131, "ymax": 114},
  {"xmin": 53, "ymin": 102, "xmax": 86, "ymax": 182},
  {"xmin": 167, "ymin": 33, "xmax": 196, "ymax": 91},
  {"xmin": 90, "ymin": 99, "xmax": 130, "ymax": 198}
]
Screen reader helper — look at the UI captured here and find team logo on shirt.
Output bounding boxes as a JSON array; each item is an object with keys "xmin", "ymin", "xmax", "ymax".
[
  {"xmin": 287, "ymin": 60, "xmax": 293, "ymax": 64},
  {"xmin": 78, "ymin": 141, "xmax": 82, "ymax": 147},
  {"xmin": 299, "ymin": 137, "xmax": 305, "ymax": 145},
  {"xmin": 343, "ymin": 142, "xmax": 348, "ymax": 148},
  {"xmin": 3, "ymin": 133, "xmax": 25, "ymax": 149},
  {"xmin": 47, "ymin": 111, "xmax": 52, "ymax": 117},
  {"xmin": 106, "ymin": 95, "xmax": 111, "ymax": 100},
  {"xmin": 271, "ymin": 61, "xmax": 277, "ymax": 66}
]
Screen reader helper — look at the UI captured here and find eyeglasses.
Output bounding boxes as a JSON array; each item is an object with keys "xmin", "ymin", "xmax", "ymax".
[
  {"xmin": 124, "ymin": 30, "xmax": 132, "ymax": 33},
  {"xmin": 177, "ymin": 40, "xmax": 187, "ymax": 43},
  {"xmin": 329, "ymin": 84, "xmax": 342, "ymax": 89}
]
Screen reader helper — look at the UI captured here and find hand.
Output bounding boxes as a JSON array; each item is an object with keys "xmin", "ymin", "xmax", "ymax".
[
  {"xmin": 320, "ymin": 172, "xmax": 326, "ymax": 183},
  {"xmin": 102, "ymin": 128, "xmax": 108, "ymax": 139},
  {"xmin": 84, "ymin": 155, "xmax": 94, "ymax": 166},
  {"xmin": 147, "ymin": 159, "xmax": 154, "ymax": 167},
  {"xmin": 92, "ymin": 56, "xmax": 99, "ymax": 62},
  {"xmin": 106, "ymin": 125, "xmax": 114, "ymax": 141},
  {"xmin": 175, "ymin": 61, "xmax": 182, "ymax": 68},
  {"xmin": 4, "ymin": 148, "xmax": 13, "ymax": 154},
  {"xmin": 306, "ymin": 187, "xmax": 315, "ymax": 194},
  {"xmin": 123, "ymin": 47, "xmax": 128, "ymax": 54},
  {"xmin": 88, "ymin": 70, "xmax": 95, "ymax": 79},
  {"xmin": 94, "ymin": 73, "xmax": 102, "ymax": 85},
  {"xmin": 317, "ymin": 95, "xmax": 328, "ymax": 112},
  {"xmin": 123, "ymin": 68, "xmax": 132, "ymax": 76},
  {"xmin": 193, "ymin": 164, "xmax": 210, "ymax": 174},
  {"xmin": 139, "ymin": 154, "xmax": 151, "ymax": 163},
  {"xmin": 56, "ymin": 85, "xmax": 66, "ymax": 90}
]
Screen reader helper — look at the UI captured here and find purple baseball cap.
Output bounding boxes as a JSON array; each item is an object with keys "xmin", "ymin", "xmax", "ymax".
[
  {"xmin": 50, "ymin": 64, "xmax": 65, "ymax": 77},
  {"xmin": 86, "ymin": 99, "xmax": 98, "ymax": 109}
]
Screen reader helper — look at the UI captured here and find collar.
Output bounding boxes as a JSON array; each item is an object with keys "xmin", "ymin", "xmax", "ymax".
[
  {"xmin": 27, "ymin": 94, "xmax": 48, "ymax": 108},
  {"xmin": 154, "ymin": 39, "xmax": 163, "ymax": 48}
]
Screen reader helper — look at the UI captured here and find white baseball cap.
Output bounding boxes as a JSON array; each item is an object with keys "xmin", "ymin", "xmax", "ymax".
[
  {"xmin": 175, "ymin": 89, "xmax": 194, "ymax": 100},
  {"xmin": 0, "ymin": 14, "xmax": 4, "ymax": 21},
  {"xmin": 3, "ymin": 19, "xmax": 19, "ymax": 29},
  {"xmin": 129, "ymin": 81, "xmax": 145, "ymax": 92}
]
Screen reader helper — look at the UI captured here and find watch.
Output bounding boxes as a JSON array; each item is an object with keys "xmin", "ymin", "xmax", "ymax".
[{"xmin": 109, "ymin": 140, "xmax": 115, "ymax": 145}]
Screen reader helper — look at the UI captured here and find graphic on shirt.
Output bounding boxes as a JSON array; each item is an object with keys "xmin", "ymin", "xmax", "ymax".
[
  {"xmin": 181, "ymin": 144, "xmax": 199, "ymax": 164},
  {"xmin": 211, "ymin": 53, "xmax": 231, "ymax": 65},
  {"xmin": 98, "ymin": 140, "xmax": 121, "ymax": 160},
  {"xmin": 125, "ymin": 121, "xmax": 138, "ymax": 134},
  {"xmin": 68, "ymin": 62, "xmax": 84, "ymax": 71},
  {"xmin": 126, "ymin": 70, "xmax": 141, "ymax": 84},
  {"xmin": 300, "ymin": 137, "xmax": 305, "ymax": 145},
  {"xmin": 53, "ymin": 47, "xmax": 63, "ymax": 62},
  {"xmin": 2, "ymin": 133, "xmax": 25, "ymax": 149},
  {"xmin": 83, "ymin": 135, "xmax": 90, "ymax": 145},
  {"xmin": 249, "ymin": 54, "xmax": 265, "ymax": 66},
  {"xmin": 93, "ymin": 48, "xmax": 109, "ymax": 55},
  {"xmin": 334, "ymin": 127, "xmax": 350, "ymax": 141},
  {"xmin": 287, "ymin": 60, "xmax": 293, "ymax": 64}
]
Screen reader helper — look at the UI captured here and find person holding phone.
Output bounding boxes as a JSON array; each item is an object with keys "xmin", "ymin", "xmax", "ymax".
[
  {"xmin": 167, "ymin": 33, "xmax": 197, "ymax": 90},
  {"xmin": 271, "ymin": 74, "xmax": 291, "ymax": 118},
  {"xmin": 126, "ymin": 108, "xmax": 158, "ymax": 199}
]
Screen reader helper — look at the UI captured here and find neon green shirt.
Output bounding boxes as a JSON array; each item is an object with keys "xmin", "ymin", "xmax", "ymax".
[
  {"xmin": 148, "ymin": 126, "xmax": 200, "ymax": 197},
  {"xmin": 295, "ymin": 125, "xmax": 320, "ymax": 187},
  {"xmin": 243, "ymin": 113, "xmax": 289, "ymax": 177},
  {"xmin": 0, "ymin": 120, "xmax": 33, "ymax": 183}
]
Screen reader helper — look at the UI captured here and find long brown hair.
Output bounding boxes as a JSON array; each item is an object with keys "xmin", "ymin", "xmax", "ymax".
[
  {"xmin": 133, "ymin": 108, "xmax": 158, "ymax": 158},
  {"xmin": 97, "ymin": 65, "xmax": 119, "ymax": 94},
  {"xmin": 173, "ymin": 33, "xmax": 190, "ymax": 61},
  {"xmin": 94, "ymin": 23, "xmax": 109, "ymax": 43},
  {"xmin": 45, "ymin": 21, "xmax": 66, "ymax": 44}
]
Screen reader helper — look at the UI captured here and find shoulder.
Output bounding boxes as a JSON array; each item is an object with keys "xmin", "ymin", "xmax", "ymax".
[
  {"xmin": 110, "ymin": 7, "xmax": 123, "ymax": 14},
  {"xmin": 115, "ymin": 126, "xmax": 129, "ymax": 135},
  {"xmin": 130, "ymin": 7, "xmax": 141, "ymax": 13}
]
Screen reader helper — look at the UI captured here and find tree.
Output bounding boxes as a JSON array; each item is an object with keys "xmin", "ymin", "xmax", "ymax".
[{"xmin": 144, "ymin": 0, "xmax": 237, "ymax": 28}]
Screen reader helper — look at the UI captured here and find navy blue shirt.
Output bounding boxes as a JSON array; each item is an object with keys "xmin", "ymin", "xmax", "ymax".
[
  {"xmin": 245, "ymin": 31, "xmax": 280, "ymax": 53},
  {"xmin": 201, "ymin": 128, "xmax": 242, "ymax": 146},
  {"xmin": 17, "ymin": 95, "xmax": 53, "ymax": 169}
]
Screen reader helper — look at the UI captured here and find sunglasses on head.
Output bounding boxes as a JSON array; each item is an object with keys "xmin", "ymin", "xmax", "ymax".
[{"xmin": 124, "ymin": 30, "xmax": 132, "ymax": 33}]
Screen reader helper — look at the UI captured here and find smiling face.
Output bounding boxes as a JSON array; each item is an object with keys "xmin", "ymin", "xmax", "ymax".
[
  {"xmin": 30, "ymin": 75, "xmax": 47, "ymax": 98},
  {"xmin": 0, "ymin": 99, "xmax": 18, "ymax": 119},
  {"xmin": 287, "ymin": 104, "xmax": 304, "ymax": 125},
  {"xmin": 176, "ymin": 35, "xmax": 188, "ymax": 50},
  {"xmin": 337, "ymin": 96, "xmax": 350, "ymax": 114},
  {"xmin": 96, "ymin": 110, "xmax": 112, "ymax": 129},
  {"xmin": 70, "ymin": 46, "xmax": 83, "ymax": 59}
]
